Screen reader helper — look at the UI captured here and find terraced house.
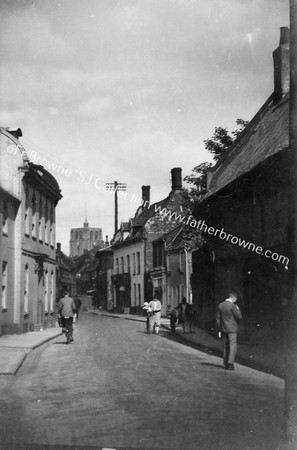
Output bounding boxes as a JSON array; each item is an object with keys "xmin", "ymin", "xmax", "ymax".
[
  {"xmin": 0, "ymin": 127, "xmax": 62, "ymax": 334},
  {"xmin": 111, "ymin": 168, "xmax": 187, "ymax": 315}
]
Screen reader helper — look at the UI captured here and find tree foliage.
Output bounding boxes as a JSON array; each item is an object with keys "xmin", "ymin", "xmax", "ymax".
[{"xmin": 184, "ymin": 119, "xmax": 248, "ymax": 201}]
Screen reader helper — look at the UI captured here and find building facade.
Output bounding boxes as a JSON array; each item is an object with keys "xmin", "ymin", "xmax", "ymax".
[
  {"xmin": 111, "ymin": 168, "xmax": 188, "ymax": 315},
  {"xmin": 192, "ymin": 27, "xmax": 290, "ymax": 344},
  {"xmin": 56, "ymin": 242, "xmax": 76, "ymax": 300},
  {"xmin": 0, "ymin": 127, "xmax": 62, "ymax": 334}
]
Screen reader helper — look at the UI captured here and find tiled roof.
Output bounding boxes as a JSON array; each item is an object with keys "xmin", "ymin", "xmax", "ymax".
[
  {"xmin": 204, "ymin": 93, "xmax": 289, "ymax": 200},
  {"xmin": 121, "ymin": 222, "xmax": 130, "ymax": 231}
]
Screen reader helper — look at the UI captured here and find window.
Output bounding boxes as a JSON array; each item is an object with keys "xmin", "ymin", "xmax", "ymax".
[
  {"xmin": 134, "ymin": 283, "xmax": 137, "ymax": 305},
  {"xmin": 25, "ymin": 186, "xmax": 30, "ymax": 236},
  {"xmin": 166, "ymin": 254, "xmax": 171, "ymax": 273},
  {"xmin": 133, "ymin": 253, "xmax": 136, "ymax": 275},
  {"xmin": 180, "ymin": 284, "xmax": 184, "ymax": 299},
  {"xmin": 44, "ymin": 201, "xmax": 48, "ymax": 244},
  {"xmin": 50, "ymin": 206, "xmax": 54, "ymax": 246},
  {"xmin": 2, "ymin": 261, "xmax": 8, "ymax": 310},
  {"xmin": 179, "ymin": 251, "xmax": 184, "ymax": 272},
  {"xmin": 137, "ymin": 252, "xmax": 140, "ymax": 274},
  {"xmin": 116, "ymin": 258, "xmax": 119, "ymax": 274},
  {"xmin": 90, "ymin": 231, "xmax": 93, "ymax": 241},
  {"xmin": 127, "ymin": 255, "xmax": 130, "ymax": 273},
  {"xmin": 121, "ymin": 257, "xmax": 124, "ymax": 273},
  {"xmin": 24, "ymin": 264, "xmax": 29, "ymax": 314},
  {"xmin": 153, "ymin": 241, "xmax": 164, "ymax": 267},
  {"xmin": 39, "ymin": 196, "xmax": 43, "ymax": 241},
  {"xmin": 32, "ymin": 194, "xmax": 37, "ymax": 239},
  {"xmin": 50, "ymin": 271, "xmax": 54, "ymax": 312},
  {"xmin": 138, "ymin": 284, "xmax": 141, "ymax": 306},
  {"xmin": 2, "ymin": 199, "xmax": 8, "ymax": 235},
  {"xmin": 44, "ymin": 270, "xmax": 49, "ymax": 312}
]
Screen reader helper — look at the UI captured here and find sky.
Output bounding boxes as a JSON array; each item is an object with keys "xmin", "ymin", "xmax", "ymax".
[{"xmin": 0, "ymin": 0, "xmax": 289, "ymax": 255}]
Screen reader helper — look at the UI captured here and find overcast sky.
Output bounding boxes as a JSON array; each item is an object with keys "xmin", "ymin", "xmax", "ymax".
[{"xmin": 0, "ymin": 0, "xmax": 289, "ymax": 254}]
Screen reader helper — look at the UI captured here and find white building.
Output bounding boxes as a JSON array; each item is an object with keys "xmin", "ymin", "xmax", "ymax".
[{"xmin": 0, "ymin": 127, "xmax": 62, "ymax": 334}]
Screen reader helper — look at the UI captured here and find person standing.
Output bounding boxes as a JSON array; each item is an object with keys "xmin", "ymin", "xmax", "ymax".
[
  {"xmin": 58, "ymin": 292, "xmax": 76, "ymax": 342},
  {"xmin": 148, "ymin": 296, "xmax": 162, "ymax": 335},
  {"xmin": 74, "ymin": 294, "xmax": 82, "ymax": 318},
  {"xmin": 176, "ymin": 297, "xmax": 190, "ymax": 333},
  {"xmin": 216, "ymin": 291, "xmax": 242, "ymax": 371}
]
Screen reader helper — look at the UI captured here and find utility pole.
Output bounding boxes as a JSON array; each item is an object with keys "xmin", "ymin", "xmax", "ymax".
[
  {"xmin": 105, "ymin": 181, "xmax": 127, "ymax": 237},
  {"xmin": 285, "ymin": 0, "xmax": 297, "ymax": 446}
]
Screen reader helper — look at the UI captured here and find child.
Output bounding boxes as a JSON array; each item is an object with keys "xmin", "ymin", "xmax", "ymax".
[
  {"xmin": 170, "ymin": 308, "xmax": 179, "ymax": 333},
  {"xmin": 143, "ymin": 302, "xmax": 153, "ymax": 333}
]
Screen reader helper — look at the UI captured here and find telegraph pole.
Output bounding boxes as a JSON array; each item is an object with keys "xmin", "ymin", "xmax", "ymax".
[
  {"xmin": 285, "ymin": 0, "xmax": 297, "ymax": 445},
  {"xmin": 105, "ymin": 181, "xmax": 127, "ymax": 237}
]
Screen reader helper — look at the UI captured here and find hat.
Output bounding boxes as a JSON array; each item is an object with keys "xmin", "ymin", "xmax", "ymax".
[{"xmin": 143, "ymin": 302, "xmax": 149, "ymax": 306}]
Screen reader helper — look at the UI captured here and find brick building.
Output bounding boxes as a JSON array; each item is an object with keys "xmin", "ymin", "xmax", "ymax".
[
  {"xmin": 0, "ymin": 127, "xmax": 62, "ymax": 334},
  {"xmin": 192, "ymin": 27, "xmax": 290, "ymax": 344},
  {"xmin": 111, "ymin": 168, "xmax": 187, "ymax": 315}
]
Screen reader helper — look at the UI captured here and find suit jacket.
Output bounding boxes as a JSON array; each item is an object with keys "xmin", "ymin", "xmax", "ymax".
[
  {"xmin": 59, "ymin": 296, "xmax": 76, "ymax": 318},
  {"xmin": 216, "ymin": 300, "xmax": 242, "ymax": 333}
]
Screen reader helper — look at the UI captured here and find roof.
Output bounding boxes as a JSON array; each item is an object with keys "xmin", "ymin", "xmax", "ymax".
[{"xmin": 203, "ymin": 93, "xmax": 289, "ymax": 200}]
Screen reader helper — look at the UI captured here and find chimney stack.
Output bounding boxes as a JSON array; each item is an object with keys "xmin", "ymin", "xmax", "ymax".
[
  {"xmin": 171, "ymin": 167, "xmax": 182, "ymax": 190},
  {"xmin": 57, "ymin": 242, "xmax": 61, "ymax": 252},
  {"xmin": 105, "ymin": 235, "xmax": 109, "ymax": 245},
  {"xmin": 273, "ymin": 26, "xmax": 290, "ymax": 103},
  {"xmin": 142, "ymin": 185, "xmax": 150, "ymax": 204}
]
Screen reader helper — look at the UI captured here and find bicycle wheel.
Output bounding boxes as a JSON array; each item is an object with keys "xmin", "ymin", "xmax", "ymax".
[{"xmin": 66, "ymin": 328, "xmax": 71, "ymax": 344}]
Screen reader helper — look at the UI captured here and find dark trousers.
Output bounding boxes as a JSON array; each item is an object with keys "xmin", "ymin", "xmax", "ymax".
[
  {"xmin": 222, "ymin": 332, "xmax": 237, "ymax": 365},
  {"xmin": 61, "ymin": 317, "xmax": 74, "ymax": 337}
]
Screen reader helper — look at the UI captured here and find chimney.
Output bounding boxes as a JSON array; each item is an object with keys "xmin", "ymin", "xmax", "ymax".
[
  {"xmin": 57, "ymin": 242, "xmax": 61, "ymax": 252},
  {"xmin": 105, "ymin": 235, "xmax": 109, "ymax": 245},
  {"xmin": 142, "ymin": 185, "xmax": 150, "ymax": 204},
  {"xmin": 171, "ymin": 167, "xmax": 182, "ymax": 190},
  {"xmin": 273, "ymin": 26, "xmax": 290, "ymax": 103}
]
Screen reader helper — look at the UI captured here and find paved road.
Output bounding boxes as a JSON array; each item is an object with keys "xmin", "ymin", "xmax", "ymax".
[{"xmin": 0, "ymin": 311, "xmax": 285, "ymax": 450}]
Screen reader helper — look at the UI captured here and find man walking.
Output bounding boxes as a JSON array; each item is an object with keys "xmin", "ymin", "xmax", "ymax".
[
  {"xmin": 148, "ymin": 296, "xmax": 162, "ymax": 335},
  {"xmin": 58, "ymin": 292, "xmax": 76, "ymax": 342},
  {"xmin": 216, "ymin": 291, "xmax": 242, "ymax": 371},
  {"xmin": 74, "ymin": 294, "xmax": 82, "ymax": 318}
]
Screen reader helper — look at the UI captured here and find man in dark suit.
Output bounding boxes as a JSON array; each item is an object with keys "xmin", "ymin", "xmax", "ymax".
[{"xmin": 216, "ymin": 291, "xmax": 242, "ymax": 371}]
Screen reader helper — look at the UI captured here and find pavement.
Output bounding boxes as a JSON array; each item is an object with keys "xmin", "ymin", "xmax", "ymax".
[{"xmin": 0, "ymin": 309, "xmax": 285, "ymax": 377}]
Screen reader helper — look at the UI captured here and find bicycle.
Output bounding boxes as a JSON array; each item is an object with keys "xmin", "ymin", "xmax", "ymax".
[{"xmin": 61, "ymin": 317, "xmax": 74, "ymax": 344}]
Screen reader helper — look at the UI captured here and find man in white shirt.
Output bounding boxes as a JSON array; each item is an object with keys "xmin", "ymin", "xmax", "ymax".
[{"xmin": 148, "ymin": 297, "xmax": 162, "ymax": 335}]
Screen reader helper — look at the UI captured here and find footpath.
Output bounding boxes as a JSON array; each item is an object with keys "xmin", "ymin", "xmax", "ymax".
[{"xmin": 0, "ymin": 310, "xmax": 285, "ymax": 378}]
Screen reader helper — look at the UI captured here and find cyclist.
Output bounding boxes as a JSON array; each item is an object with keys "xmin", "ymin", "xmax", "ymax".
[{"xmin": 58, "ymin": 292, "xmax": 76, "ymax": 344}]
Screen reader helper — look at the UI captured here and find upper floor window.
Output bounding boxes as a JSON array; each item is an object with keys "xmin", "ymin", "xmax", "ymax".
[
  {"xmin": 44, "ymin": 201, "xmax": 49, "ymax": 244},
  {"xmin": 39, "ymin": 196, "xmax": 43, "ymax": 241},
  {"xmin": 2, "ymin": 200, "xmax": 8, "ymax": 235},
  {"xmin": 153, "ymin": 241, "xmax": 164, "ymax": 268},
  {"xmin": 50, "ymin": 206, "xmax": 54, "ymax": 247},
  {"xmin": 127, "ymin": 255, "xmax": 130, "ymax": 273},
  {"xmin": 32, "ymin": 194, "xmax": 37, "ymax": 239},
  {"xmin": 137, "ymin": 252, "xmax": 140, "ymax": 274},
  {"xmin": 24, "ymin": 264, "xmax": 29, "ymax": 314},
  {"xmin": 2, "ymin": 261, "xmax": 8, "ymax": 310},
  {"xmin": 25, "ymin": 187, "xmax": 30, "ymax": 236},
  {"xmin": 121, "ymin": 257, "xmax": 124, "ymax": 273},
  {"xmin": 133, "ymin": 253, "xmax": 136, "ymax": 275},
  {"xmin": 179, "ymin": 251, "xmax": 184, "ymax": 272}
]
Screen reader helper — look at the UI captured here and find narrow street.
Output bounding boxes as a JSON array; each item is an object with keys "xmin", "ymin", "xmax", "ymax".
[{"xmin": 0, "ymin": 310, "xmax": 284, "ymax": 450}]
